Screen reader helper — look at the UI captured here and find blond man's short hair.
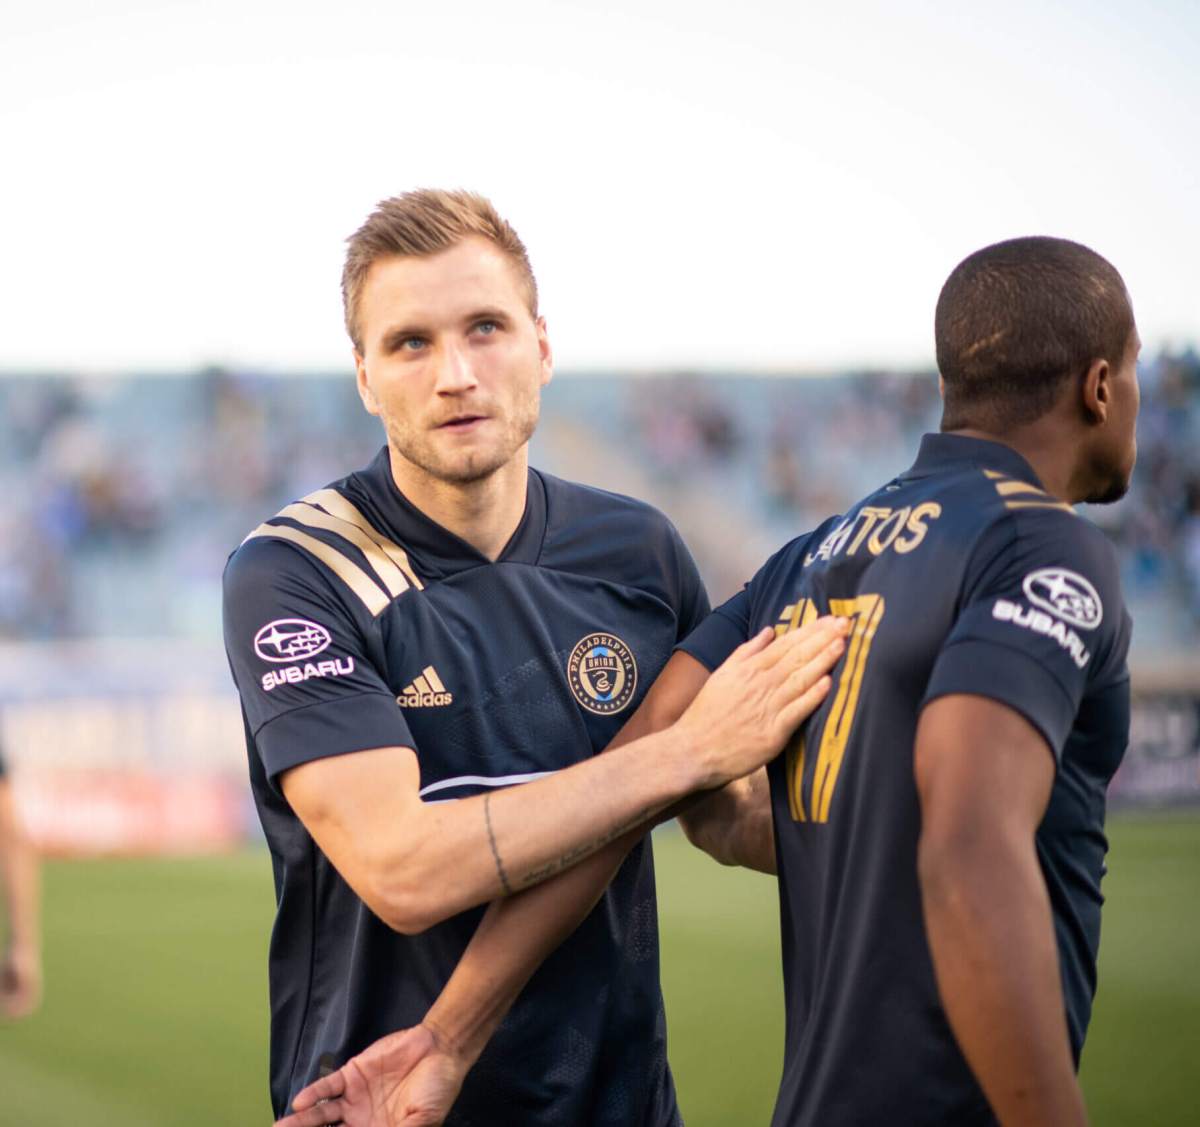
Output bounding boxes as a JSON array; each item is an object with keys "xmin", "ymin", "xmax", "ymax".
[{"xmin": 342, "ymin": 189, "xmax": 539, "ymax": 352}]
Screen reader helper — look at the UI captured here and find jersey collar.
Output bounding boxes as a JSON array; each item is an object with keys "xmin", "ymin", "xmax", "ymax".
[
  {"xmin": 903, "ymin": 432, "xmax": 1046, "ymax": 487},
  {"xmin": 362, "ymin": 446, "xmax": 548, "ymax": 574}
]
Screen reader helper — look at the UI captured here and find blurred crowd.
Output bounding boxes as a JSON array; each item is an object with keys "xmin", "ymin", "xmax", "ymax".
[
  {"xmin": 1, "ymin": 351, "xmax": 1198, "ymax": 654},
  {"xmin": 623, "ymin": 352, "xmax": 1200, "ymax": 651},
  {"xmin": 0, "ymin": 371, "xmax": 378, "ymax": 639}
]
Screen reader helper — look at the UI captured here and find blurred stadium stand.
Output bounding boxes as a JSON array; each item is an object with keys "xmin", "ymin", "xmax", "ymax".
[{"xmin": 2, "ymin": 357, "xmax": 1198, "ymax": 851}]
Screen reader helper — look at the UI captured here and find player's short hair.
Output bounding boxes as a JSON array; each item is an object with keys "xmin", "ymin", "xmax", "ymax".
[
  {"xmin": 935, "ymin": 236, "xmax": 1133, "ymax": 430},
  {"xmin": 342, "ymin": 189, "xmax": 539, "ymax": 352}
]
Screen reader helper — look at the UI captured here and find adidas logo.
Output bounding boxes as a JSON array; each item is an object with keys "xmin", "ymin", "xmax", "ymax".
[{"xmin": 397, "ymin": 665, "xmax": 453, "ymax": 708}]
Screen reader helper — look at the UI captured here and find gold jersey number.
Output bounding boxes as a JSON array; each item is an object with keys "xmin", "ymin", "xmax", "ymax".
[{"xmin": 779, "ymin": 594, "xmax": 886, "ymax": 823}]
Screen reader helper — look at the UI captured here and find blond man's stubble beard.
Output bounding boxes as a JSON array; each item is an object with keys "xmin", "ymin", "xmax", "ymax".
[{"xmin": 384, "ymin": 390, "xmax": 542, "ymax": 489}]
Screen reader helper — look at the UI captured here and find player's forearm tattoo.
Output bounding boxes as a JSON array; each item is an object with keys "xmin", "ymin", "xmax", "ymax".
[
  {"xmin": 515, "ymin": 803, "xmax": 663, "ymax": 890},
  {"xmin": 483, "ymin": 793, "xmax": 514, "ymax": 896}
]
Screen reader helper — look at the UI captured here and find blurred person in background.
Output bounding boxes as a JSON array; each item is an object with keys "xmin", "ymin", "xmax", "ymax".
[{"xmin": 0, "ymin": 741, "xmax": 41, "ymax": 1019}]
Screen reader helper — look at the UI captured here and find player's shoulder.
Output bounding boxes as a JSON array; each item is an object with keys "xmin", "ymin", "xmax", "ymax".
[
  {"xmin": 982, "ymin": 483, "xmax": 1121, "ymax": 579},
  {"xmin": 759, "ymin": 515, "xmax": 843, "ymax": 581},
  {"xmin": 539, "ymin": 469, "xmax": 678, "ymax": 535},
  {"xmin": 954, "ymin": 464, "xmax": 1112, "ymax": 565},
  {"xmin": 535, "ymin": 469, "xmax": 699, "ymax": 597},
  {"xmin": 223, "ymin": 467, "xmax": 374, "ymax": 608},
  {"xmin": 537, "ymin": 469, "xmax": 690, "ymax": 559},
  {"xmin": 1007, "ymin": 500, "xmax": 1118, "ymax": 557},
  {"xmin": 1015, "ymin": 505, "xmax": 1124, "ymax": 619},
  {"xmin": 225, "ymin": 521, "xmax": 309, "ymax": 588},
  {"xmin": 226, "ymin": 475, "xmax": 344, "ymax": 579},
  {"xmin": 966, "ymin": 487, "xmax": 1128, "ymax": 655}
]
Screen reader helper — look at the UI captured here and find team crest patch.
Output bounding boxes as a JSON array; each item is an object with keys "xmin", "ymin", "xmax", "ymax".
[{"xmin": 567, "ymin": 632, "xmax": 638, "ymax": 716}]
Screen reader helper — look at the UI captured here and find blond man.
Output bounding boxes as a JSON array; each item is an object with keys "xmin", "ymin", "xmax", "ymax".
[{"xmin": 223, "ymin": 190, "xmax": 844, "ymax": 1124}]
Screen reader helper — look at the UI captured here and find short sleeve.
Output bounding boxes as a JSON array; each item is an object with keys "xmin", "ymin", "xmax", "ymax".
[
  {"xmin": 922, "ymin": 510, "xmax": 1129, "ymax": 763},
  {"xmin": 677, "ymin": 530, "xmax": 819, "ymax": 672},
  {"xmin": 678, "ymin": 585, "xmax": 752, "ymax": 671},
  {"xmin": 223, "ymin": 536, "xmax": 414, "ymax": 789}
]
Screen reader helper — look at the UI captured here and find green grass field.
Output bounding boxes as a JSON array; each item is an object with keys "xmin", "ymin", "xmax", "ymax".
[{"xmin": 0, "ymin": 814, "xmax": 1196, "ymax": 1125}]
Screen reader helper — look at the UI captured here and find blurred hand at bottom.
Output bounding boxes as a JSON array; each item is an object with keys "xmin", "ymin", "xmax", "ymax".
[
  {"xmin": 275, "ymin": 1024, "xmax": 467, "ymax": 1127},
  {"xmin": 0, "ymin": 944, "xmax": 41, "ymax": 1019}
]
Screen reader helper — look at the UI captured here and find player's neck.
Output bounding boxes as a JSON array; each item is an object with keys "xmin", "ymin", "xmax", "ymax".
[
  {"xmin": 945, "ymin": 425, "xmax": 1082, "ymax": 504},
  {"xmin": 389, "ymin": 445, "xmax": 530, "ymax": 561}
]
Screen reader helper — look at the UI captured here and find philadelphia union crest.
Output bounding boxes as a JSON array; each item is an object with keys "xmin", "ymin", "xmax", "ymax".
[{"xmin": 567, "ymin": 632, "xmax": 638, "ymax": 716}]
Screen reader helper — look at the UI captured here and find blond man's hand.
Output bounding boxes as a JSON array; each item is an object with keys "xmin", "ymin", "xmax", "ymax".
[
  {"xmin": 275, "ymin": 1024, "xmax": 466, "ymax": 1127},
  {"xmin": 676, "ymin": 616, "xmax": 848, "ymax": 790}
]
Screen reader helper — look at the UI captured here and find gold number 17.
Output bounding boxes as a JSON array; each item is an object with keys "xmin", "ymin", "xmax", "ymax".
[{"xmin": 782, "ymin": 594, "xmax": 886, "ymax": 823}]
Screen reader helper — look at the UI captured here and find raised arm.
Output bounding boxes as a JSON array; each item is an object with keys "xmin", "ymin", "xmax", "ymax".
[
  {"xmin": 277, "ymin": 622, "xmax": 844, "ymax": 1127},
  {"xmin": 282, "ymin": 619, "xmax": 844, "ymax": 935},
  {"xmin": 0, "ymin": 777, "xmax": 41, "ymax": 1020},
  {"xmin": 915, "ymin": 694, "xmax": 1087, "ymax": 1127}
]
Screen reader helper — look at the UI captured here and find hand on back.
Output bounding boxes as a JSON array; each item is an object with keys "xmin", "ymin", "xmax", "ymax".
[{"xmin": 676, "ymin": 617, "xmax": 847, "ymax": 790}]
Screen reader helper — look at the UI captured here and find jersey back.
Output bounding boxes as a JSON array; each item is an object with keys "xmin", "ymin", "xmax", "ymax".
[{"xmin": 681, "ymin": 433, "xmax": 1131, "ymax": 1126}]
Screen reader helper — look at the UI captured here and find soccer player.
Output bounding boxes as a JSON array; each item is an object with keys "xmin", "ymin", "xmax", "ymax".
[
  {"xmin": 0, "ymin": 742, "xmax": 41, "ymax": 1020},
  {"xmin": 285, "ymin": 235, "xmax": 1137, "ymax": 1127},
  {"xmin": 223, "ymin": 189, "xmax": 847, "ymax": 1124}
]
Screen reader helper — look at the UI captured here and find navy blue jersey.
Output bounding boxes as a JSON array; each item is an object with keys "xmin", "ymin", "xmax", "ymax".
[
  {"xmin": 223, "ymin": 448, "xmax": 708, "ymax": 1125},
  {"xmin": 681, "ymin": 434, "xmax": 1131, "ymax": 1127}
]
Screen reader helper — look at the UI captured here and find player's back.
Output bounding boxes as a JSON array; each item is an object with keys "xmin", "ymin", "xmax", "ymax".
[
  {"xmin": 683, "ymin": 433, "xmax": 1131, "ymax": 1126},
  {"xmin": 767, "ymin": 439, "xmax": 1010, "ymax": 1125}
]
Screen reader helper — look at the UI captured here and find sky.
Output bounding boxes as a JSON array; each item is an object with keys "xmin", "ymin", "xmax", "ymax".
[{"xmin": 2, "ymin": 0, "xmax": 1197, "ymax": 374}]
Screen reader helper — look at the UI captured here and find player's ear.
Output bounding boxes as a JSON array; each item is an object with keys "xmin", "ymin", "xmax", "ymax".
[
  {"xmin": 1080, "ymin": 357, "xmax": 1110, "ymax": 426},
  {"xmin": 536, "ymin": 316, "xmax": 554, "ymax": 388},
  {"xmin": 354, "ymin": 353, "xmax": 381, "ymax": 416}
]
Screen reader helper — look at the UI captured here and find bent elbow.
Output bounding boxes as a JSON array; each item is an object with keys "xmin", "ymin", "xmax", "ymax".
[
  {"xmin": 374, "ymin": 888, "xmax": 447, "ymax": 936},
  {"xmin": 378, "ymin": 899, "xmax": 433, "ymax": 936},
  {"xmin": 363, "ymin": 865, "xmax": 449, "ymax": 936},
  {"xmin": 387, "ymin": 913, "xmax": 436, "ymax": 937},
  {"xmin": 678, "ymin": 812, "xmax": 705, "ymax": 851},
  {"xmin": 679, "ymin": 814, "xmax": 732, "ymax": 867}
]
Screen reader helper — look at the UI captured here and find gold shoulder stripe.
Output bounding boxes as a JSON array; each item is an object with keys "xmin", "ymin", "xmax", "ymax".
[
  {"xmin": 276, "ymin": 503, "xmax": 410, "ymax": 599},
  {"xmin": 243, "ymin": 523, "xmax": 389, "ymax": 615},
  {"xmin": 1004, "ymin": 499, "xmax": 1075, "ymax": 514},
  {"xmin": 983, "ymin": 469, "xmax": 1006, "ymax": 479},
  {"xmin": 303, "ymin": 489, "xmax": 425, "ymax": 591},
  {"xmin": 995, "ymin": 480, "xmax": 1047, "ymax": 498}
]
